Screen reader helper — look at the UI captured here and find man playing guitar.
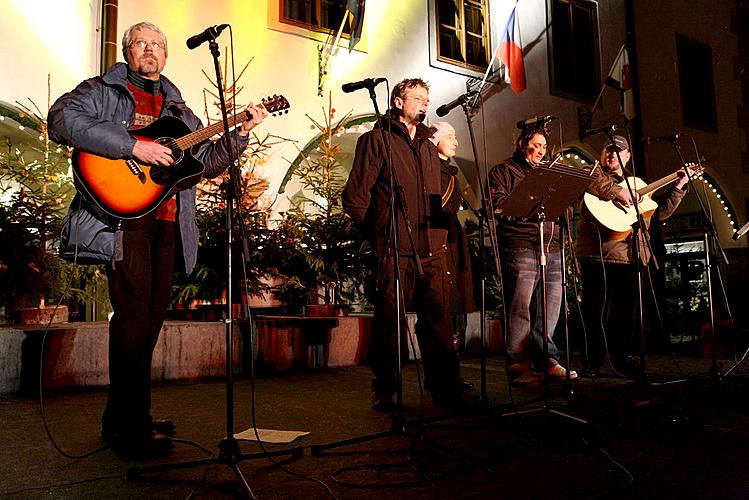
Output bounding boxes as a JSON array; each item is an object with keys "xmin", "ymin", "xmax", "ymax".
[
  {"xmin": 48, "ymin": 21, "xmax": 268, "ymax": 459},
  {"xmin": 575, "ymin": 135, "xmax": 693, "ymax": 377}
]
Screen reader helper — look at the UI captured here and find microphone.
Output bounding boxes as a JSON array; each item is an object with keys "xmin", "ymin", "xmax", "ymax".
[
  {"xmin": 733, "ymin": 221, "xmax": 749, "ymax": 241},
  {"xmin": 435, "ymin": 91, "xmax": 477, "ymax": 117},
  {"xmin": 186, "ymin": 24, "xmax": 229, "ymax": 50},
  {"xmin": 641, "ymin": 133, "xmax": 687, "ymax": 145},
  {"xmin": 580, "ymin": 124, "xmax": 620, "ymax": 141},
  {"xmin": 341, "ymin": 77, "xmax": 386, "ymax": 93},
  {"xmin": 516, "ymin": 115, "xmax": 558, "ymax": 129}
]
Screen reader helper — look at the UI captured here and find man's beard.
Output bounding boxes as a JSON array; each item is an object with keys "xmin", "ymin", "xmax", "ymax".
[
  {"xmin": 137, "ymin": 56, "xmax": 160, "ymax": 75},
  {"xmin": 603, "ymin": 161, "xmax": 620, "ymax": 172}
]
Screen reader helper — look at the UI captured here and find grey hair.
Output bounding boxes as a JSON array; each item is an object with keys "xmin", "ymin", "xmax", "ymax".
[{"xmin": 121, "ymin": 21, "xmax": 168, "ymax": 59}]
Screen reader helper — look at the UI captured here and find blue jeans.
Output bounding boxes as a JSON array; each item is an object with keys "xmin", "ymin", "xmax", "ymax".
[{"xmin": 502, "ymin": 247, "xmax": 563, "ymax": 369}]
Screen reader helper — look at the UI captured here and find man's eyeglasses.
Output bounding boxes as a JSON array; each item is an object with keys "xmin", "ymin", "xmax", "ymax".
[
  {"xmin": 130, "ymin": 40, "xmax": 164, "ymax": 51},
  {"xmin": 405, "ymin": 95, "xmax": 430, "ymax": 105}
]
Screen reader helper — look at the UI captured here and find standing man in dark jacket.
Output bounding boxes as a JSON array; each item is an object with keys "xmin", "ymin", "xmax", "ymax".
[
  {"xmin": 576, "ymin": 135, "xmax": 689, "ymax": 377},
  {"xmin": 342, "ymin": 78, "xmax": 467, "ymax": 411},
  {"xmin": 48, "ymin": 21, "xmax": 267, "ymax": 458},
  {"xmin": 488, "ymin": 125, "xmax": 577, "ymax": 384}
]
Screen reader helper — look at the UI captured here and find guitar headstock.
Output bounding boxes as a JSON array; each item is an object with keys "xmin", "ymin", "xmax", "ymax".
[
  {"xmin": 261, "ymin": 94, "xmax": 290, "ymax": 116},
  {"xmin": 684, "ymin": 162, "xmax": 705, "ymax": 178}
]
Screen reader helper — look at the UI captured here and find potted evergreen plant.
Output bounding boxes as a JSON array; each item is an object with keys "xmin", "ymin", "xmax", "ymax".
[
  {"xmin": 273, "ymin": 94, "xmax": 372, "ymax": 315},
  {"xmin": 0, "ymin": 98, "xmax": 107, "ymax": 324}
]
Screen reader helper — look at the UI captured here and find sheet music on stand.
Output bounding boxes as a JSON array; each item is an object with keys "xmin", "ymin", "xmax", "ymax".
[{"xmin": 496, "ymin": 160, "xmax": 599, "ymax": 221}]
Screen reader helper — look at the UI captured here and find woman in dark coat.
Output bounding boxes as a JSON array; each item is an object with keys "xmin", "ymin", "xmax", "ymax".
[{"xmin": 429, "ymin": 122, "xmax": 477, "ymax": 388}]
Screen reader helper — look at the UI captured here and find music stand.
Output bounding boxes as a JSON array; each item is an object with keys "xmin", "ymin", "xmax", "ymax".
[{"xmin": 496, "ymin": 161, "xmax": 594, "ymax": 419}]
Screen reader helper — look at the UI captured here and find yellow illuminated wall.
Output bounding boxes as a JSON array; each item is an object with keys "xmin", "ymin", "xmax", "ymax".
[{"xmin": 0, "ymin": 0, "xmax": 99, "ymax": 109}]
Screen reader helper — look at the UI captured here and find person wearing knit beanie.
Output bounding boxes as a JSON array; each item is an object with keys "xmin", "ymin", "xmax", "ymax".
[
  {"xmin": 425, "ymin": 121, "xmax": 477, "ymax": 391},
  {"xmin": 428, "ymin": 121, "xmax": 457, "ymax": 158}
]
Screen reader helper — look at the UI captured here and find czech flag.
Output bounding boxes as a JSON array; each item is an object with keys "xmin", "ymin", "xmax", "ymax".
[{"xmin": 498, "ymin": 6, "xmax": 526, "ymax": 94}]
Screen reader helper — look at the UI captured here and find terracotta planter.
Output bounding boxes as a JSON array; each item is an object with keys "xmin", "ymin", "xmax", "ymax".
[{"xmin": 13, "ymin": 305, "xmax": 69, "ymax": 325}]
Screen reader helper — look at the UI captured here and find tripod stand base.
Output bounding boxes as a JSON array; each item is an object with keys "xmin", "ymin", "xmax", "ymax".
[
  {"xmin": 501, "ymin": 405, "xmax": 588, "ymax": 425},
  {"xmin": 126, "ymin": 437, "xmax": 303, "ymax": 496},
  {"xmin": 501, "ymin": 403, "xmax": 595, "ymax": 450},
  {"xmin": 310, "ymin": 410, "xmax": 409, "ymax": 455}
]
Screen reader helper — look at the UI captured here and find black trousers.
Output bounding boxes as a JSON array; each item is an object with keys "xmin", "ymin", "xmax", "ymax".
[
  {"xmin": 579, "ymin": 260, "xmax": 638, "ymax": 370},
  {"xmin": 370, "ymin": 252, "xmax": 460, "ymax": 397},
  {"xmin": 103, "ymin": 218, "xmax": 176, "ymax": 437}
]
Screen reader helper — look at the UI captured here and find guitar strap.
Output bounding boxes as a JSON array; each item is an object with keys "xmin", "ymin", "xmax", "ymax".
[{"xmin": 441, "ymin": 175, "xmax": 455, "ymax": 208}]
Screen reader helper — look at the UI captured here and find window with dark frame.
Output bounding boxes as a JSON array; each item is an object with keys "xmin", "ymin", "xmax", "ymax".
[
  {"xmin": 676, "ymin": 33, "xmax": 718, "ymax": 132},
  {"xmin": 280, "ymin": 0, "xmax": 351, "ymax": 37},
  {"xmin": 435, "ymin": 0, "xmax": 491, "ymax": 71},
  {"xmin": 547, "ymin": 0, "xmax": 600, "ymax": 103}
]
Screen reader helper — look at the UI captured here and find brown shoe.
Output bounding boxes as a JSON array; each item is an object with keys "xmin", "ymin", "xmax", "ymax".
[
  {"xmin": 507, "ymin": 362, "xmax": 531, "ymax": 376},
  {"xmin": 547, "ymin": 364, "xmax": 578, "ymax": 379},
  {"xmin": 512, "ymin": 371, "xmax": 541, "ymax": 385}
]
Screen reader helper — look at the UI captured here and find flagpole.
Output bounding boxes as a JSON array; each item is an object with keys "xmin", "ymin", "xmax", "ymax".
[
  {"xmin": 589, "ymin": 82, "xmax": 606, "ymax": 113},
  {"xmin": 591, "ymin": 43, "xmax": 625, "ymax": 112},
  {"xmin": 330, "ymin": 9, "xmax": 351, "ymax": 58}
]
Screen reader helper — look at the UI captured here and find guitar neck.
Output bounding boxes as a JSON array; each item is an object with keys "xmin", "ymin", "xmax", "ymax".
[
  {"xmin": 637, "ymin": 168, "xmax": 704, "ymax": 196},
  {"xmin": 637, "ymin": 171, "xmax": 683, "ymax": 197},
  {"xmin": 173, "ymin": 111, "xmax": 248, "ymax": 150}
]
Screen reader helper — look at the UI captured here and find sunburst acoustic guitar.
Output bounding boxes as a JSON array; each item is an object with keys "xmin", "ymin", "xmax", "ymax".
[
  {"xmin": 72, "ymin": 94, "xmax": 290, "ymax": 219},
  {"xmin": 581, "ymin": 163, "xmax": 704, "ymax": 240}
]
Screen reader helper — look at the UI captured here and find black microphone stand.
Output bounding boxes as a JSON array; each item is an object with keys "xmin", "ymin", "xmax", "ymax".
[
  {"xmin": 606, "ymin": 129, "xmax": 650, "ymax": 383},
  {"xmin": 558, "ymin": 209, "xmax": 577, "ymax": 396},
  {"xmin": 127, "ymin": 37, "xmax": 300, "ymax": 499},
  {"xmin": 668, "ymin": 140, "xmax": 725, "ymax": 378},
  {"xmin": 458, "ymin": 95, "xmax": 501, "ymax": 407}
]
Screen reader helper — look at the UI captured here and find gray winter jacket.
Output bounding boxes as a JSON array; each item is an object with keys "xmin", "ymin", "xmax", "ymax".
[{"xmin": 48, "ymin": 62, "xmax": 248, "ymax": 273}]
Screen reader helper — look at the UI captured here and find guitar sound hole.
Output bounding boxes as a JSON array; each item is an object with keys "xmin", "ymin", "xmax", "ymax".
[
  {"xmin": 155, "ymin": 137, "xmax": 184, "ymax": 164},
  {"xmin": 150, "ymin": 166, "xmax": 170, "ymax": 185},
  {"xmin": 149, "ymin": 137, "xmax": 184, "ymax": 185}
]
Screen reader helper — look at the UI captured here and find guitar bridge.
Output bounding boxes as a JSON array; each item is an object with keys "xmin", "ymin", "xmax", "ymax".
[{"xmin": 126, "ymin": 160, "xmax": 147, "ymax": 184}]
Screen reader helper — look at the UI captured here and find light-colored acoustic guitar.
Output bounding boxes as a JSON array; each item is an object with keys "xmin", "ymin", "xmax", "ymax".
[
  {"xmin": 581, "ymin": 163, "xmax": 703, "ymax": 240},
  {"xmin": 72, "ymin": 94, "xmax": 290, "ymax": 219}
]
